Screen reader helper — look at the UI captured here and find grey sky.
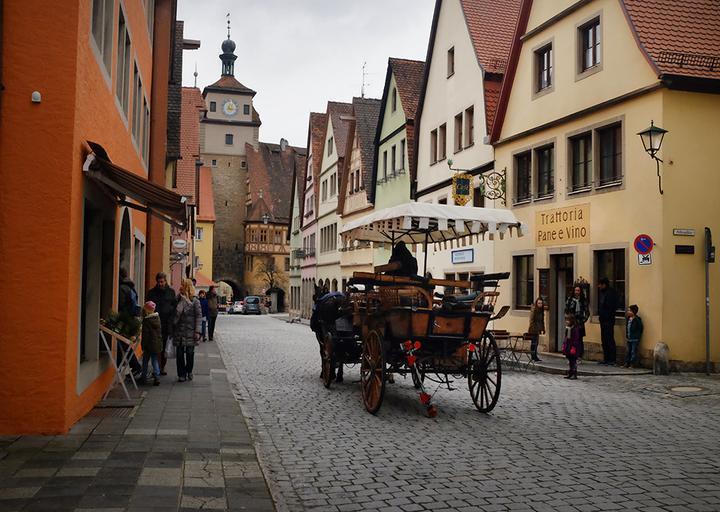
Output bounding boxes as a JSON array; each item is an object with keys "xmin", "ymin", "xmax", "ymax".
[{"xmin": 177, "ymin": 0, "xmax": 434, "ymax": 147}]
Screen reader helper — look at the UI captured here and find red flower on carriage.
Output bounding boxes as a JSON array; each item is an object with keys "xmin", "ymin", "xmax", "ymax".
[
  {"xmin": 419, "ymin": 392, "xmax": 431, "ymax": 405},
  {"xmin": 403, "ymin": 340, "xmax": 412, "ymax": 351},
  {"xmin": 407, "ymin": 355, "xmax": 417, "ymax": 366}
]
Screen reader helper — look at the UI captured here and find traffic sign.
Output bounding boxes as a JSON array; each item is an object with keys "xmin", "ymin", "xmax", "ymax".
[
  {"xmin": 634, "ymin": 234, "xmax": 654, "ymax": 255},
  {"xmin": 638, "ymin": 253, "xmax": 652, "ymax": 266}
]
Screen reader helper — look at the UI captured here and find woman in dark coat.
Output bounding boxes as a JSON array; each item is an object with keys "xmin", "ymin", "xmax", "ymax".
[
  {"xmin": 387, "ymin": 241, "xmax": 418, "ymax": 278},
  {"xmin": 527, "ymin": 297, "xmax": 546, "ymax": 362},
  {"xmin": 174, "ymin": 279, "xmax": 202, "ymax": 382},
  {"xmin": 565, "ymin": 285, "xmax": 589, "ymax": 357}
]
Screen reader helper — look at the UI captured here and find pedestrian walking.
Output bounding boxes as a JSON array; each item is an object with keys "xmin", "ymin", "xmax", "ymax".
[
  {"xmin": 173, "ymin": 279, "xmax": 202, "ymax": 382},
  {"xmin": 624, "ymin": 305, "xmax": 643, "ymax": 368},
  {"xmin": 206, "ymin": 286, "xmax": 219, "ymax": 341},
  {"xmin": 565, "ymin": 284, "xmax": 589, "ymax": 358},
  {"xmin": 199, "ymin": 290, "xmax": 209, "ymax": 341},
  {"xmin": 598, "ymin": 277, "xmax": 619, "ymax": 365},
  {"xmin": 139, "ymin": 301, "xmax": 162, "ymax": 386},
  {"xmin": 562, "ymin": 314, "xmax": 582, "ymax": 379},
  {"xmin": 117, "ymin": 268, "xmax": 143, "ymax": 376},
  {"xmin": 146, "ymin": 272, "xmax": 177, "ymax": 376},
  {"xmin": 527, "ymin": 297, "xmax": 546, "ymax": 362}
]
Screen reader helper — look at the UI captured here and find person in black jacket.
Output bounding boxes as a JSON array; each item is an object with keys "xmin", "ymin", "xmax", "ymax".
[
  {"xmin": 387, "ymin": 241, "xmax": 418, "ymax": 278},
  {"xmin": 146, "ymin": 272, "xmax": 177, "ymax": 375},
  {"xmin": 598, "ymin": 277, "xmax": 619, "ymax": 365},
  {"xmin": 117, "ymin": 268, "xmax": 142, "ymax": 375},
  {"xmin": 624, "ymin": 305, "xmax": 644, "ymax": 368}
]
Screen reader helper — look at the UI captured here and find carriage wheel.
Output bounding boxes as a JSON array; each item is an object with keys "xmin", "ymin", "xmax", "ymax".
[
  {"xmin": 468, "ymin": 331, "xmax": 502, "ymax": 413},
  {"xmin": 321, "ymin": 332, "xmax": 334, "ymax": 389},
  {"xmin": 360, "ymin": 330, "xmax": 386, "ymax": 414}
]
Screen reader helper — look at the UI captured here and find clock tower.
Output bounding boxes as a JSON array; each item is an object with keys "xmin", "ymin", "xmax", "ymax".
[{"xmin": 201, "ymin": 20, "xmax": 260, "ymax": 298}]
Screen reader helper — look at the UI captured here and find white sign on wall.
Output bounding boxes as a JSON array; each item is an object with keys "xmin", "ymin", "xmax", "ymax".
[
  {"xmin": 451, "ymin": 248, "xmax": 474, "ymax": 264},
  {"xmin": 638, "ymin": 253, "xmax": 652, "ymax": 266}
]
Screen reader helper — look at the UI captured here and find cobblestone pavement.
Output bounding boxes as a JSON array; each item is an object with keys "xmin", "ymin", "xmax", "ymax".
[
  {"xmin": 217, "ymin": 315, "xmax": 720, "ymax": 512},
  {"xmin": 0, "ymin": 340, "xmax": 273, "ymax": 512}
]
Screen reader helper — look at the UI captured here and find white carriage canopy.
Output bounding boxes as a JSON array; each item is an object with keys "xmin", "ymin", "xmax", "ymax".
[{"xmin": 340, "ymin": 202, "xmax": 525, "ymax": 248}]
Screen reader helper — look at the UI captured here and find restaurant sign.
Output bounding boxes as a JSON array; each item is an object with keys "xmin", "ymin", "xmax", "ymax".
[{"xmin": 536, "ymin": 204, "xmax": 590, "ymax": 247}]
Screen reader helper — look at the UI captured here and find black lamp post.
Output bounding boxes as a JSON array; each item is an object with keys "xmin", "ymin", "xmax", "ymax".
[{"xmin": 637, "ymin": 121, "xmax": 668, "ymax": 194}]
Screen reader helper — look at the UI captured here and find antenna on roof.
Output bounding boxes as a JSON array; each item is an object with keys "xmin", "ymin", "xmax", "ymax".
[
  {"xmin": 193, "ymin": 62, "xmax": 198, "ymax": 88},
  {"xmin": 361, "ymin": 61, "xmax": 368, "ymax": 98}
]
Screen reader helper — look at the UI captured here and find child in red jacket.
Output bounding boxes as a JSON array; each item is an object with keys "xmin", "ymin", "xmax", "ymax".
[{"xmin": 562, "ymin": 314, "xmax": 582, "ymax": 380}]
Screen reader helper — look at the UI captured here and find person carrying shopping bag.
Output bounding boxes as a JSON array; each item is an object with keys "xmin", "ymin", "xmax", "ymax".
[{"xmin": 174, "ymin": 279, "xmax": 202, "ymax": 382}]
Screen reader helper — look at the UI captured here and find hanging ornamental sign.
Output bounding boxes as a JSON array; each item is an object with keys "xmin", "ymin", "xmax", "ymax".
[{"xmin": 452, "ymin": 173, "xmax": 473, "ymax": 206}]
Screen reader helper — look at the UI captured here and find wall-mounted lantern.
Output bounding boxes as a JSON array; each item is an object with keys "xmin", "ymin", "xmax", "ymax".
[{"xmin": 637, "ymin": 120, "xmax": 668, "ymax": 195}]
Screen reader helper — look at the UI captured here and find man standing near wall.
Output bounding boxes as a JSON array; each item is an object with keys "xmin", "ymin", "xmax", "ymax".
[
  {"xmin": 147, "ymin": 273, "xmax": 177, "ymax": 375},
  {"xmin": 598, "ymin": 277, "xmax": 619, "ymax": 365}
]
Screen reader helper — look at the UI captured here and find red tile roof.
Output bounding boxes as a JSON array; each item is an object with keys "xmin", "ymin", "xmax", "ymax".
[
  {"xmin": 300, "ymin": 112, "xmax": 327, "ymax": 222},
  {"xmin": 177, "ymin": 87, "xmax": 206, "ymax": 204},
  {"xmin": 194, "ymin": 271, "xmax": 216, "ymax": 288},
  {"xmin": 197, "ymin": 166, "xmax": 215, "ymax": 222},
  {"xmin": 460, "ymin": 0, "xmax": 522, "ymax": 74},
  {"xmin": 483, "ymin": 78, "xmax": 503, "ymax": 133},
  {"xmin": 203, "ymin": 75, "xmax": 256, "ymax": 96},
  {"xmin": 621, "ymin": 0, "xmax": 720, "ymax": 80},
  {"xmin": 389, "ymin": 58, "xmax": 425, "ymax": 121}
]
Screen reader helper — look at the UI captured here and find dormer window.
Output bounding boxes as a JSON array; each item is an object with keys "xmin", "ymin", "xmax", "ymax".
[
  {"xmin": 328, "ymin": 137, "xmax": 334, "ymax": 156},
  {"xmin": 243, "ymin": 104, "xmax": 250, "ymax": 115}
]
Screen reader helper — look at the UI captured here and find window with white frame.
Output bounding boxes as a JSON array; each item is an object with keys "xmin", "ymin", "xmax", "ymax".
[
  {"xmin": 580, "ymin": 18, "xmax": 601, "ymax": 71},
  {"xmin": 454, "ymin": 113, "xmax": 463, "ymax": 153},
  {"xmin": 430, "ymin": 130, "xmax": 438, "ymax": 164},
  {"xmin": 115, "ymin": 8, "xmax": 131, "ymax": 115},
  {"xmin": 91, "ymin": 0, "xmax": 114, "ymax": 72},
  {"xmin": 536, "ymin": 44, "xmax": 553, "ymax": 91},
  {"xmin": 195, "ymin": 227, "xmax": 204, "ymax": 240},
  {"xmin": 465, "ymin": 106, "xmax": 474, "ymax": 147}
]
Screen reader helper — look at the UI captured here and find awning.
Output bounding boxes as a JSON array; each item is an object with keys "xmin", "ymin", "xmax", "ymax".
[
  {"xmin": 83, "ymin": 141, "xmax": 188, "ymax": 229},
  {"xmin": 340, "ymin": 202, "xmax": 525, "ymax": 245}
]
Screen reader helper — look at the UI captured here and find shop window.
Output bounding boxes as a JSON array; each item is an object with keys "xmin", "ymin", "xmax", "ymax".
[
  {"xmin": 514, "ymin": 151, "xmax": 532, "ymax": 203},
  {"xmin": 514, "ymin": 255, "xmax": 534, "ymax": 309},
  {"xmin": 570, "ymin": 133, "xmax": 592, "ymax": 191},
  {"xmin": 595, "ymin": 249, "xmax": 626, "ymax": 315},
  {"xmin": 535, "ymin": 145, "xmax": 554, "ymax": 198},
  {"xmin": 580, "ymin": 18, "xmax": 601, "ymax": 71},
  {"xmin": 91, "ymin": 0, "xmax": 114, "ymax": 72},
  {"xmin": 535, "ymin": 44, "xmax": 553, "ymax": 91},
  {"xmin": 598, "ymin": 124, "xmax": 622, "ymax": 185}
]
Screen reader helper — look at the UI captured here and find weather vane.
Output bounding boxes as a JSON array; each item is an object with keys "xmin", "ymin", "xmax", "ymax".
[{"xmin": 226, "ymin": 13, "xmax": 232, "ymax": 39}]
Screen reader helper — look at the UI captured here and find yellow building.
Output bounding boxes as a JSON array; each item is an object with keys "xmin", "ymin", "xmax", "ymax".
[
  {"xmin": 490, "ymin": 0, "xmax": 720, "ymax": 369},
  {"xmin": 339, "ymin": 97, "xmax": 382, "ymax": 285},
  {"xmin": 194, "ymin": 166, "xmax": 216, "ymax": 287}
]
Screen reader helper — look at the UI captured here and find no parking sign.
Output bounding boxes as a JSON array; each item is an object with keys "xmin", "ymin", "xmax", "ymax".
[{"xmin": 634, "ymin": 234, "xmax": 654, "ymax": 255}]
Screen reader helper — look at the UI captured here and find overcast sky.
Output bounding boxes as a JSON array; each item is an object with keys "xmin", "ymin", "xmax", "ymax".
[{"xmin": 177, "ymin": 0, "xmax": 434, "ymax": 147}]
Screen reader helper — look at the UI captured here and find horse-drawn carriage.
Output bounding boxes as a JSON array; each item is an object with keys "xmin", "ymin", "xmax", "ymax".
[{"xmin": 312, "ymin": 202, "xmax": 524, "ymax": 416}]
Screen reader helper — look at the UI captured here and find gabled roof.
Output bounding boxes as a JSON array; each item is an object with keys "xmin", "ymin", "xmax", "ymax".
[
  {"xmin": 177, "ymin": 87, "xmax": 206, "ymax": 203},
  {"xmin": 460, "ymin": 0, "xmax": 522, "ymax": 74},
  {"xmin": 337, "ymin": 97, "xmax": 382, "ymax": 214},
  {"xmin": 412, "ymin": 0, "xmax": 520, "ymax": 187},
  {"xmin": 326, "ymin": 101, "xmax": 354, "ymax": 159},
  {"xmin": 197, "ymin": 166, "xmax": 216, "ymax": 222},
  {"xmin": 621, "ymin": 0, "xmax": 720, "ymax": 81},
  {"xmin": 299, "ymin": 112, "xmax": 327, "ymax": 222},
  {"xmin": 246, "ymin": 142, "xmax": 306, "ymax": 224},
  {"xmin": 203, "ymin": 75, "xmax": 256, "ymax": 96},
  {"xmin": 490, "ymin": 0, "xmax": 720, "ymax": 144},
  {"xmin": 371, "ymin": 58, "xmax": 425, "ymax": 204},
  {"xmin": 389, "ymin": 58, "xmax": 425, "ymax": 121}
]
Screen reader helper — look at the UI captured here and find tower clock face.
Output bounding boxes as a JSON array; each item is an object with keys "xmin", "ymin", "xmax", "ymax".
[{"xmin": 222, "ymin": 99, "xmax": 238, "ymax": 116}]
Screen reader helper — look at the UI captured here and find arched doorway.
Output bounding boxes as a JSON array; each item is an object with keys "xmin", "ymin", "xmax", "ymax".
[{"xmin": 217, "ymin": 279, "xmax": 242, "ymax": 301}]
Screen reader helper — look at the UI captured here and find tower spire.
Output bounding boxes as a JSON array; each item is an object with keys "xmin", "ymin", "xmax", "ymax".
[{"xmin": 220, "ymin": 14, "xmax": 237, "ymax": 77}]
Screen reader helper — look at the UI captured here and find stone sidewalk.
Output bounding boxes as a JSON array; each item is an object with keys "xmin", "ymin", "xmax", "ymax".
[{"xmin": 0, "ymin": 341, "xmax": 274, "ymax": 512}]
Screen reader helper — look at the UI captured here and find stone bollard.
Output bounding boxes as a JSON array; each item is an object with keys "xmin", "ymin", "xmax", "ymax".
[{"xmin": 654, "ymin": 342, "xmax": 670, "ymax": 375}]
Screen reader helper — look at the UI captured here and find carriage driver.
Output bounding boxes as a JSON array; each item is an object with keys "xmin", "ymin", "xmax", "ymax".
[{"xmin": 386, "ymin": 241, "xmax": 419, "ymax": 278}]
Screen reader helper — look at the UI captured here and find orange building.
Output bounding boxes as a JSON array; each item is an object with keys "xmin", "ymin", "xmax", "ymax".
[{"xmin": 0, "ymin": 0, "xmax": 186, "ymax": 434}]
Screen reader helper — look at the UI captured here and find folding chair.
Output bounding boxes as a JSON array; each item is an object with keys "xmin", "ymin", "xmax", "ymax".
[{"xmin": 100, "ymin": 324, "xmax": 140, "ymax": 400}]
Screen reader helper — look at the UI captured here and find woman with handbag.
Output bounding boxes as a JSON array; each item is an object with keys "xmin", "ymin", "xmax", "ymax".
[{"xmin": 174, "ymin": 279, "xmax": 202, "ymax": 382}]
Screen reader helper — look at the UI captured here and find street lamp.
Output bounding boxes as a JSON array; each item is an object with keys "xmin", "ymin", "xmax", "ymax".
[{"xmin": 637, "ymin": 120, "xmax": 668, "ymax": 195}]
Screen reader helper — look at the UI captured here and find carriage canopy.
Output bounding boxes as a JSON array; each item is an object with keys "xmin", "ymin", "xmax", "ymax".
[{"xmin": 340, "ymin": 202, "xmax": 525, "ymax": 245}]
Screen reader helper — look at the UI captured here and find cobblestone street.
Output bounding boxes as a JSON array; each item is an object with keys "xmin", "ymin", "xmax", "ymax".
[{"xmin": 217, "ymin": 315, "xmax": 720, "ymax": 512}]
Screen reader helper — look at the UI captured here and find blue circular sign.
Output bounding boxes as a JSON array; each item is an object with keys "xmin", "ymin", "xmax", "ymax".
[{"xmin": 634, "ymin": 234, "xmax": 654, "ymax": 255}]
